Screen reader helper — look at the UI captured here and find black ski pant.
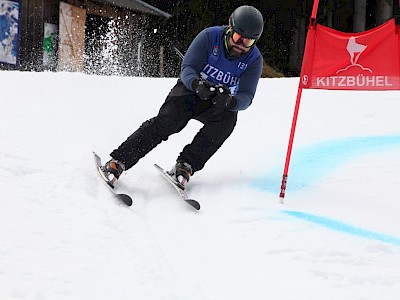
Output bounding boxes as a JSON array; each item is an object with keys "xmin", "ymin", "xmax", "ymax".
[{"xmin": 110, "ymin": 80, "xmax": 237, "ymax": 174}]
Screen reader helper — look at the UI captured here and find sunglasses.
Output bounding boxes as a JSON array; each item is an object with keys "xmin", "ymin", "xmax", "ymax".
[{"xmin": 230, "ymin": 30, "xmax": 256, "ymax": 48}]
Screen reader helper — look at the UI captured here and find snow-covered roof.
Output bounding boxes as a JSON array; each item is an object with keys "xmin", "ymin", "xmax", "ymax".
[{"xmin": 97, "ymin": 0, "xmax": 171, "ymax": 19}]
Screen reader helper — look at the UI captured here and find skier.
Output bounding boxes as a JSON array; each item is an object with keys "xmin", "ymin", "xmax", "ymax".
[{"xmin": 101, "ymin": 5, "xmax": 264, "ymax": 189}]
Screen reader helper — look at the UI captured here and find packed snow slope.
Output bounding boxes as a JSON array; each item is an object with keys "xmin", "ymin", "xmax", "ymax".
[{"xmin": 1, "ymin": 71, "xmax": 400, "ymax": 300}]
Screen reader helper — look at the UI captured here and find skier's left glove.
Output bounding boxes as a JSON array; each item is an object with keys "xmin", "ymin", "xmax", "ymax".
[
  {"xmin": 211, "ymin": 85, "xmax": 237, "ymax": 110},
  {"xmin": 192, "ymin": 79, "xmax": 217, "ymax": 101}
]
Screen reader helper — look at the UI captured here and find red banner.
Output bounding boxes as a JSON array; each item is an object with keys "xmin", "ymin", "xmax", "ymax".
[{"xmin": 300, "ymin": 19, "xmax": 400, "ymax": 90}]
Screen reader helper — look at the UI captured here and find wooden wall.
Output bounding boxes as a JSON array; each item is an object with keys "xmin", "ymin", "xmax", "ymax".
[{"xmin": 19, "ymin": 0, "xmax": 59, "ymax": 70}]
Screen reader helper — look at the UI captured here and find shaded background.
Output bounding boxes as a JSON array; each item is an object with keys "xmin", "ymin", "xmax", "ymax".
[{"xmin": 142, "ymin": 0, "xmax": 398, "ymax": 77}]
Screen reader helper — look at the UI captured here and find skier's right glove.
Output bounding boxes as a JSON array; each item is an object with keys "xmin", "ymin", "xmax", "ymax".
[{"xmin": 191, "ymin": 79, "xmax": 217, "ymax": 101}]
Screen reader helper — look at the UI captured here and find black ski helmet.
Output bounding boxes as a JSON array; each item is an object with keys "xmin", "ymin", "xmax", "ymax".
[{"xmin": 229, "ymin": 6, "xmax": 264, "ymax": 40}]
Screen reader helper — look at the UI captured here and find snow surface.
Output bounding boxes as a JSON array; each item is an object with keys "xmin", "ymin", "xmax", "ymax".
[{"xmin": 1, "ymin": 71, "xmax": 400, "ymax": 300}]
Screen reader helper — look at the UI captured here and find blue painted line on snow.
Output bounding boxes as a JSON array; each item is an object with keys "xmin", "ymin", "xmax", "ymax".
[
  {"xmin": 254, "ymin": 135, "xmax": 400, "ymax": 193},
  {"xmin": 282, "ymin": 210, "xmax": 400, "ymax": 246}
]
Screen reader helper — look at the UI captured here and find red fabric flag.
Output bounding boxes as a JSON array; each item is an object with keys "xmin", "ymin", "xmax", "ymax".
[{"xmin": 300, "ymin": 19, "xmax": 400, "ymax": 90}]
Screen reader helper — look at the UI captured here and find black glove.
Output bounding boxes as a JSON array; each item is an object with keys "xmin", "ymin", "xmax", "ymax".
[
  {"xmin": 192, "ymin": 79, "xmax": 216, "ymax": 101},
  {"xmin": 211, "ymin": 85, "xmax": 237, "ymax": 110}
]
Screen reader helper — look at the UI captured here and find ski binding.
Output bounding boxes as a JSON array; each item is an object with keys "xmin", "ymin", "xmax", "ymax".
[
  {"xmin": 154, "ymin": 163, "xmax": 200, "ymax": 210},
  {"xmin": 93, "ymin": 152, "xmax": 132, "ymax": 206}
]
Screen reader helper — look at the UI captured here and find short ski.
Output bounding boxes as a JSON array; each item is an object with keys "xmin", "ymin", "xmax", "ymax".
[
  {"xmin": 93, "ymin": 152, "xmax": 132, "ymax": 206},
  {"xmin": 154, "ymin": 163, "xmax": 200, "ymax": 210}
]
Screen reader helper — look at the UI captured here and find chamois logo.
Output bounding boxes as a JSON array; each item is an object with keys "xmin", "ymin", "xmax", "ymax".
[{"xmin": 337, "ymin": 37, "xmax": 372, "ymax": 74}]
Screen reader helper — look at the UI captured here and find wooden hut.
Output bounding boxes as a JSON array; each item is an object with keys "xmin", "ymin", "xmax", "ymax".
[{"xmin": 0, "ymin": 0, "xmax": 171, "ymax": 75}]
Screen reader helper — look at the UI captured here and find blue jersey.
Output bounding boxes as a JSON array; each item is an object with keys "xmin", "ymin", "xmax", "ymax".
[{"xmin": 180, "ymin": 26, "xmax": 263, "ymax": 111}]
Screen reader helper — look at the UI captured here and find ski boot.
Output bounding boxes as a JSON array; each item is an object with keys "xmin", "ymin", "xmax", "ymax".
[
  {"xmin": 101, "ymin": 159, "xmax": 125, "ymax": 187},
  {"xmin": 168, "ymin": 161, "xmax": 193, "ymax": 190}
]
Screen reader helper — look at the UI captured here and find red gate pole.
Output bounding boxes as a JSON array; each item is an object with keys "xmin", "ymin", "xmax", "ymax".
[
  {"xmin": 279, "ymin": 86, "xmax": 303, "ymax": 202},
  {"xmin": 279, "ymin": 0, "xmax": 320, "ymax": 202},
  {"xmin": 310, "ymin": 0, "xmax": 320, "ymax": 20}
]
